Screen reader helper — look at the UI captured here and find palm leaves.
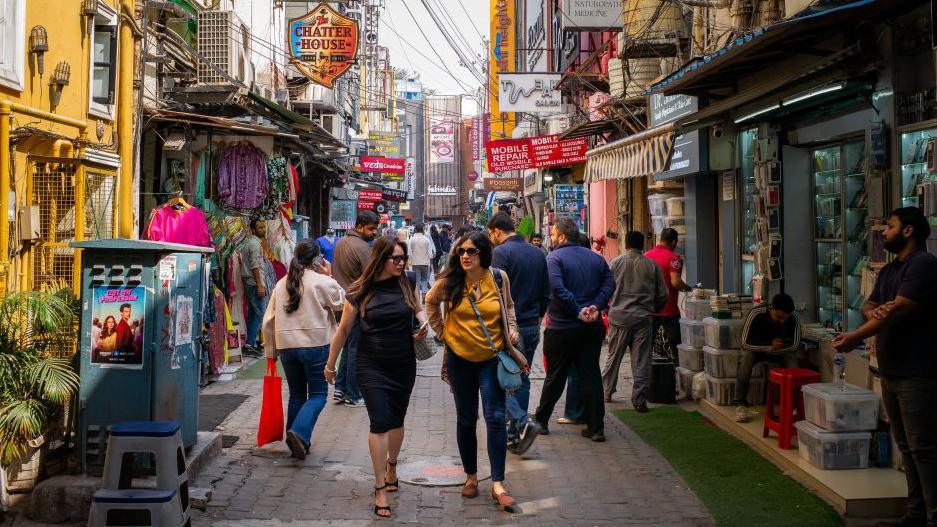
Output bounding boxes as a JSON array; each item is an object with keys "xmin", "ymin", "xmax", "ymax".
[{"xmin": 0, "ymin": 288, "xmax": 79, "ymax": 465}]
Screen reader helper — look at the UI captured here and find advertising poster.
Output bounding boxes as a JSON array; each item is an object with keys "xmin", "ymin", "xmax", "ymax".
[
  {"xmin": 329, "ymin": 199, "xmax": 356, "ymax": 229},
  {"xmin": 174, "ymin": 296, "xmax": 193, "ymax": 346},
  {"xmin": 430, "ymin": 120, "xmax": 455, "ymax": 164},
  {"xmin": 91, "ymin": 287, "xmax": 146, "ymax": 369}
]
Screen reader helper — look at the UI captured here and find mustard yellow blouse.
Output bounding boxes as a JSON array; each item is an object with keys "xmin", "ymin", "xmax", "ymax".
[{"xmin": 441, "ymin": 273, "xmax": 505, "ymax": 362}]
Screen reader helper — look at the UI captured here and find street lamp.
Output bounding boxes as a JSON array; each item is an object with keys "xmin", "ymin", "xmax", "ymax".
[
  {"xmin": 81, "ymin": 0, "xmax": 99, "ymax": 35},
  {"xmin": 28, "ymin": 26, "xmax": 48, "ymax": 75},
  {"xmin": 50, "ymin": 61, "xmax": 71, "ymax": 107}
]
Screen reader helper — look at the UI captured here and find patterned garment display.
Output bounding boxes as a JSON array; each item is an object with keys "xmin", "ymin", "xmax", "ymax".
[
  {"xmin": 217, "ymin": 143, "xmax": 269, "ymax": 209},
  {"xmin": 256, "ymin": 155, "xmax": 289, "ymax": 219}
]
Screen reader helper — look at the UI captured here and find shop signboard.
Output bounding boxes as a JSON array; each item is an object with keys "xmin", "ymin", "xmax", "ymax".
[
  {"xmin": 649, "ymin": 93, "xmax": 700, "ymax": 179},
  {"xmin": 430, "ymin": 120, "xmax": 455, "ymax": 164},
  {"xmin": 560, "ymin": 0, "xmax": 623, "ymax": 31},
  {"xmin": 472, "ymin": 116, "xmax": 482, "ymax": 161},
  {"xmin": 486, "ymin": 134, "xmax": 588, "ymax": 172},
  {"xmin": 330, "ymin": 199, "xmax": 356, "ymax": 229},
  {"xmin": 382, "ymin": 188, "xmax": 408, "ymax": 202},
  {"xmin": 369, "ymin": 131, "xmax": 401, "ymax": 157},
  {"xmin": 427, "ymin": 184, "xmax": 458, "ymax": 196},
  {"xmin": 490, "ymin": 0, "xmax": 516, "ymax": 140},
  {"xmin": 405, "ymin": 158, "xmax": 416, "ymax": 200},
  {"xmin": 361, "ymin": 156, "xmax": 405, "ymax": 174},
  {"xmin": 525, "ymin": 0, "xmax": 547, "ymax": 71},
  {"xmin": 288, "ymin": 4, "xmax": 359, "ymax": 89},
  {"xmin": 553, "ymin": 6, "xmax": 579, "ymax": 72},
  {"xmin": 483, "ymin": 177, "xmax": 523, "ymax": 192},
  {"xmin": 554, "ymin": 184, "xmax": 585, "ymax": 229},
  {"xmin": 91, "ymin": 287, "xmax": 147, "ymax": 369},
  {"xmin": 498, "ymin": 73, "xmax": 562, "ymax": 114}
]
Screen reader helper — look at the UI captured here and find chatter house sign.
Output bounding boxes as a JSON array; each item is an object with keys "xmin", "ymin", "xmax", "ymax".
[{"xmin": 289, "ymin": 4, "xmax": 359, "ymax": 88}]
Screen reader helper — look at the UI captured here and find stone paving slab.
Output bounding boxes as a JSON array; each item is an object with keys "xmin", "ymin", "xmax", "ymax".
[{"xmin": 189, "ymin": 339, "xmax": 714, "ymax": 526}]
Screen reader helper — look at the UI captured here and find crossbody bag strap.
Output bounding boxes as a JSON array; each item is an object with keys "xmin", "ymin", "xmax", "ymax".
[{"xmin": 467, "ymin": 294, "xmax": 499, "ymax": 354}]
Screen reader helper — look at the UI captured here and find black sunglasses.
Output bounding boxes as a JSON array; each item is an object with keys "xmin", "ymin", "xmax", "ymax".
[
  {"xmin": 456, "ymin": 247, "xmax": 480, "ymax": 257},
  {"xmin": 388, "ymin": 255, "xmax": 408, "ymax": 264}
]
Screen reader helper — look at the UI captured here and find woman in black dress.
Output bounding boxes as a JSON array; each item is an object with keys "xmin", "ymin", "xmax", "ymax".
[{"xmin": 326, "ymin": 236, "xmax": 428, "ymax": 518}]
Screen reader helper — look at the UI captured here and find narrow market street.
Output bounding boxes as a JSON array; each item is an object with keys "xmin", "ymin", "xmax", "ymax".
[{"xmin": 190, "ymin": 347, "xmax": 713, "ymax": 526}]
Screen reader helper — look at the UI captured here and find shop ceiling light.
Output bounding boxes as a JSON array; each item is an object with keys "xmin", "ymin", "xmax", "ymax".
[
  {"xmin": 782, "ymin": 82, "xmax": 846, "ymax": 106},
  {"xmin": 733, "ymin": 104, "xmax": 780, "ymax": 124}
]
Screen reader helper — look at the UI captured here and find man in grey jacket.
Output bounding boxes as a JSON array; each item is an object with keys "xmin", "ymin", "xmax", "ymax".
[{"xmin": 602, "ymin": 231, "xmax": 668, "ymax": 413}]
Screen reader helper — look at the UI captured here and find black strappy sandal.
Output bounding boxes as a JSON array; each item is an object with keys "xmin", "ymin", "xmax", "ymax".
[
  {"xmin": 374, "ymin": 484, "xmax": 392, "ymax": 518},
  {"xmin": 385, "ymin": 460, "xmax": 400, "ymax": 492}
]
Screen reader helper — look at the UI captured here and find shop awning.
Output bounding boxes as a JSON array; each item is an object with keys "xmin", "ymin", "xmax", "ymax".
[
  {"xmin": 584, "ymin": 123, "xmax": 676, "ymax": 182},
  {"xmin": 145, "ymin": 108, "xmax": 301, "ymax": 138},
  {"xmin": 558, "ymin": 119, "xmax": 624, "ymax": 140},
  {"xmin": 246, "ymin": 92, "xmax": 346, "ymax": 150}
]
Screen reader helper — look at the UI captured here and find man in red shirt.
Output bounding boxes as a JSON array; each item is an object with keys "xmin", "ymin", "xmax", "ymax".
[
  {"xmin": 645, "ymin": 229, "xmax": 693, "ymax": 361},
  {"xmin": 115, "ymin": 303, "xmax": 134, "ymax": 357}
]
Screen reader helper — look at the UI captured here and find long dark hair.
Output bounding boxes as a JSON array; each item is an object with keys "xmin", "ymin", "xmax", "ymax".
[
  {"xmin": 101, "ymin": 316, "xmax": 117, "ymax": 338},
  {"xmin": 437, "ymin": 232, "xmax": 493, "ymax": 310},
  {"xmin": 285, "ymin": 239, "xmax": 321, "ymax": 314},
  {"xmin": 347, "ymin": 236, "xmax": 419, "ymax": 318}
]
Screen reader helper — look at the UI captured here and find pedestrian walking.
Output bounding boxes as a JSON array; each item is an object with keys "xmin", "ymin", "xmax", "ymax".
[
  {"xmin": 408, "ymin": 224, "xmax": 435, "ymax": 294},
  {"xmin": 425, "ymin": 232, "xmax": 529, "ymax": 510},
  {"xmin": 602, "ymin": 231, "xmax": 668, "ymax": 412},
  {"xmin": 430, "ymin": 225, "xmax": 443, "ymax": 274},
  {"xmin": 240, "ymin": 218, "xmax": 276, "ymax": 356},
  {"xmin": 833, "ymin": 207, "xmax": 937, "ymax": 527},
  {"xmin": 332, "ymin": 211, "xmax": 379, "ymax": 407},
  {"xmin": 327, "ymin": 236, "xmax": 428, "ymax": 519},
  {"xmin": 439, "ymin": 225, "xmax": 453, "ymax": 271},
  {"xmin": 645, "ymin": 228, "xmax": 693, "ymax": 361},
  {"xmin": 487, "ymin": 212, "xmax": 548, "ymax": 454},
  {"xmin": 533, "ymin": 218, "xmax": 614, "ymax": 442},
  {"xmin": 261, "ymin": 239, "xmax": 345, "ymax": 460}
]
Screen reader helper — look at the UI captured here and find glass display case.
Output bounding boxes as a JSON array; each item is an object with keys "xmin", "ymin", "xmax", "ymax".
[
  {"xmin": 739, "ymin": 128, "xmax": 758, "ymax": 295},
  {"xmin": 812, "ymin": 140, "xmax": 868, "ymax": 332},
  {"xmin": 899, "ymin": 125, "xmax": 937, "ymax": 207}
]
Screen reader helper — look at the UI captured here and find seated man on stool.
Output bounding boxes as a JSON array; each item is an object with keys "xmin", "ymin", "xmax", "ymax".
[{"xmin": 734, "ymin": 293, "xmax": 802, "ymax": 422}]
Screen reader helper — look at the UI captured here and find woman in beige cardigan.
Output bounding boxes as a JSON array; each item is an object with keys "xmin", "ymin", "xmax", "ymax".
[
  {"xmin": 262, "ymin": 239, "xmax": 345, "ymax": 460},
  {"xmin": 425, "ymin": 232, "xmax": 529, "ymax": 511}
]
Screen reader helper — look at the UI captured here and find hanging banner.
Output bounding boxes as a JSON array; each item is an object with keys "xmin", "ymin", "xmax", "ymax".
[
  {"xmin": 430, "ymin": 120, "xmax": 455, "ymax": 164},
  {"xmin": 498, "ymin": 73, "xmax": 562, "ymax": 114},
  {"xmin": 361, "ymin": 156, "xmax": 405, "ymax": 174},
  {"xmin": 486, "ymin": 134, "xmax": 589, "ymax": 172},
  {"xmin": 483, "ymin": 177, "xmax": 523, "ymax": 192},
  {"xmin": 405, "ymin": 158, "xmax": 416, "ymax": 200},
  {"xmin": 490, "ymin": 0, "xmax": 516, "ymax": 140},
  {"xmin": 472, "ymin": 116, "xmax": 482, "ymax": 161},
  {"xmin": 91, "ymin": 287, "xmax": 147, "ymax": 369},
  {"xmin": 288, "ymin": 4, "xmax": 359, "ymax": 88}
]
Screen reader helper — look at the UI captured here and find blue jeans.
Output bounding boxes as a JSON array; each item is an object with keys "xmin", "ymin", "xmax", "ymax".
[
  {"xmin": 563, "ymin": 365, "xmax": 587, "ymax": 421},
  {"xmin": 506, "ymin": 323, "xmax": 540, "ymax": 440},
  {"xmin": 280, "ymin": 345, "xmax": 329, "ymax": 446},
  {"xmin": 244, "ymin": 283, "xmax": 269, "ymax": 347},
  {"xmin": 335, "ymin": 317, "xmax": 362, "ymax": 400},
  {"xmin": 447, "ymin": 350, "xmax": 507, "ymax": 483}
]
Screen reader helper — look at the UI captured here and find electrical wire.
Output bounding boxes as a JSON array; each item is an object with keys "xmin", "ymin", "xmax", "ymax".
[
  {"xmin": 400, "ymin": 0, "xmax": 483, "ymax": 94},
  {"xmin": 453, "ymin": 0, "xmax": 484, "ymax": 41}
]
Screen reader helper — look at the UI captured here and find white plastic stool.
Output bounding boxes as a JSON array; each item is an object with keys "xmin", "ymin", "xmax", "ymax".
[
  {"xmin": 88, "ymin": 489, "xmax": 186, "ymax": 527},
  {"xmin": 102, "ymin": 421, "xmax": 190, "ymax": 521}
]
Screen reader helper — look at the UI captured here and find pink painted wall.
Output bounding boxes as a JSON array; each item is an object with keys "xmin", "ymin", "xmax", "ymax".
[{"xmin": 588, "ymin": 179, "xmax": 620, "ymax": 261}]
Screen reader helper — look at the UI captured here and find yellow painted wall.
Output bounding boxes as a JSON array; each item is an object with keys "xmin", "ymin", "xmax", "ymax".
[{"xmin": 0, "ymin": 0, "xmax": 123, "ymax": 292}]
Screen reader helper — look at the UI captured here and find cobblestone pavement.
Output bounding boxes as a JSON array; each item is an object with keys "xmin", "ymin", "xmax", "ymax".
[{"xmin": 190, "ymin": 341, "xmax": 714, "ymax": 526}]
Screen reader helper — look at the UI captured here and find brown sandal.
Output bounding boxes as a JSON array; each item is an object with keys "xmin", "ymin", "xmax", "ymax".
[
  {"xmin": 491, "ymin": 489, "xmax": 516, "ymax": 509},
  {"xmin": 460, "ymin": 480, "xmax": 478, "ymax": 498}
]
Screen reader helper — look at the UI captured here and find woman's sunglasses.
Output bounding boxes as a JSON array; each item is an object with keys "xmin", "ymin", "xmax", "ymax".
[
  {"xmin": 456, "ymin": 247, "xmax": 480, "ymax": 257},
  {"xmin": 388, "ymin": 255, "xmax": 408, "ymax": 265}
]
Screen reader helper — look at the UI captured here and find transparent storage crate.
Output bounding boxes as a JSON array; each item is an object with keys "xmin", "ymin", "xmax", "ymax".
[
  {"xmin": 679, "ymin": 319, "xmax": 706, "ymax": 348},
  {"xmin": 802, "ymin": 383, "xmax": 880, "ymax": 432},
  {"xmin": 684, "ymin": 297, "xmax": 712, "ymax": 321},
  {"xmin": 703, "ymin": 317, "xmax": 744, "ymax": 349},
  {"xmin": 677, "ymin": 344, "xmax": 704, "ymax": 372},
  {"xmin": 794, "ymin": 420, "xmax": 871, "ymax": 470},
  {"xmin": 651, "ymin": 215, "xmax": 687, "ymax": 236},
  {"xmin": 703, "ymin": 346, "xmax": 740, "ymax": 379},
  {"xmin": 677, "ymin": 366, "xmax": 695, "ymax": 398},
  {"xmin": 705, "ymin": 374, "xmax": 765, "ymax": 406},
  {"xmin": 647, "ymin": 194, "xmax": 675, "ymax": 216},
  {"xmin": 666, "ymin": 196, "xmax": 686, "ymax": 216}
]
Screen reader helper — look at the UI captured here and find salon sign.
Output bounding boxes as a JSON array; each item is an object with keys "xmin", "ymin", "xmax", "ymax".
[{"xmin": 289, "ymin": 4, "xmax": 359, "ymax": 88}]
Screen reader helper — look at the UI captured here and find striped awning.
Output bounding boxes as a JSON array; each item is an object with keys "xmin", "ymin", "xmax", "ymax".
[{"xmin": 585, "ymin": 123, "xmax": 676, "ymax": 182}]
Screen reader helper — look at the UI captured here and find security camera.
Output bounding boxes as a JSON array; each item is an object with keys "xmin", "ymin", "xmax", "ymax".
[{"xmin": 712, "ymin": 125, "xmax": 725, "ymax": 139}]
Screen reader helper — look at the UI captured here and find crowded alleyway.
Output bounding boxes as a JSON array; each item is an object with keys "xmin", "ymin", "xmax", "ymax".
[{"xmin": 191, "ymin": 347, "xmax": 712, "ymax": 526}]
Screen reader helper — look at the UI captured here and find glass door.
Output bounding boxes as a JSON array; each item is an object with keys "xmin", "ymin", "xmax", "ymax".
[
  {"xmin": 843, "ymin": 140, "xmax": 867, "ymax": 332},
  {"xmin": 739, "ymin": 128, "xmax": 758, "ymax": 295},
  {"xmin": 899, "ymin": 126, "xmax": 937, "ymax": 207}
]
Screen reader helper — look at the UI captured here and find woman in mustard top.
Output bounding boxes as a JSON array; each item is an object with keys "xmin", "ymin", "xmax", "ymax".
[{"xmin": 425, "ymin": 232, "xmax": 529, "ymax": 510}]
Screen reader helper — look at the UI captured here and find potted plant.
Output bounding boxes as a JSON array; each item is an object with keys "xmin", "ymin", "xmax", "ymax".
[{"xmin": 0, "ymin": 286, "xmax": 79, "ymax": 496}]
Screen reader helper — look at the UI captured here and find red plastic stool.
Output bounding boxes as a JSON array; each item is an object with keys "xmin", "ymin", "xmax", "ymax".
[{"xmin": 762, "ymin": 368, "xmax": 821, "ymax": 449}]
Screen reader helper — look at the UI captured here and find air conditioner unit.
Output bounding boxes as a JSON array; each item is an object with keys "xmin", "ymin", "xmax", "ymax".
[
  {"xmin": 320, "ymin": 113, "xmax": 346, "ymax": 140},
  {"xmin": 197, "ymin": 11, "xmax": 252, "ymax": 85}
]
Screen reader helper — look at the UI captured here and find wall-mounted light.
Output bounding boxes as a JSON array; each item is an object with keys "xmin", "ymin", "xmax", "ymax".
[
  {"xmin": 50, "ymin": 61, "xmax": 71, "ymax": 106},
  {"xmin": 543, "ymin": 174, "xmax": 554, "ymax": 182},
  {"xmin": 81, "ymin": 0, "xmax": 99, "ymax": 35},
  {"xmin": 28, "ymin": 26, "xmax": 48, "ymax": 75}
]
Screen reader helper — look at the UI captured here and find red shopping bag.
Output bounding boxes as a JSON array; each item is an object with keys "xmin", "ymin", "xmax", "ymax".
[{"xmin": 256, "ymin": 358, "xmax": 284, "ymax": 447}]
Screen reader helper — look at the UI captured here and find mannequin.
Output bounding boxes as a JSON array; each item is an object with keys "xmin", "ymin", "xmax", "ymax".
[{"xmin": 316, "ymin": 228, "xmax": 337, "ymax": 263}]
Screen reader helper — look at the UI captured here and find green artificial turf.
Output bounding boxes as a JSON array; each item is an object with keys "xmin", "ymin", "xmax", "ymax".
[
  {"xmin": 613, "ymin": 407, "xmax": 843, "ymax": 527},
  {"xmin": 238, "ymin": 357, "xmax": 284, "ymax": 380}
]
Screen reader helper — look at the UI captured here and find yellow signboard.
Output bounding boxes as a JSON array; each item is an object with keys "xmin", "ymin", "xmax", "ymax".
[{"xmin": 490, "ymin": 0, "xmax": 516, "ymax": 141}]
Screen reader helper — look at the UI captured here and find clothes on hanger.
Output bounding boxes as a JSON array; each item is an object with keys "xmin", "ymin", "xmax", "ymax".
[
  {"xmin": 217, "ymin": 142, "xmax": 269, "ymax": 209},
  {"xmin": 256, "ymin": 155, "xmax": 290, "ymax": 219},
  {"xmin": 145, "ymin": 201, "xmax": 213, "ymax": 248}
]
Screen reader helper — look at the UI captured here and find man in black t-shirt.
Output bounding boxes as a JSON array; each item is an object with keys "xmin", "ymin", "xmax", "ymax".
[{"xmin": 834, "ymin": 207, "xmax": 937, "ymax": 527}]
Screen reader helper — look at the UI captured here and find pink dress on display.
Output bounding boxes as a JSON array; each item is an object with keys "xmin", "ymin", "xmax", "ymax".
[{"xmin": 145, "ymin": 205, "xmax": 214, "ymax": 248}]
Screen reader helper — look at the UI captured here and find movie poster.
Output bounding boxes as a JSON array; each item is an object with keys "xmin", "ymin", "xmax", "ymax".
[{"xmin": 90, "ymin": 287, "xmax": 146, "ymax": 369}]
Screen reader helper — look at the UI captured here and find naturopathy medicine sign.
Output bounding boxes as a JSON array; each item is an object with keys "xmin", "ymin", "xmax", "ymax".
[{"xmin": 485, "ymin": 134, "xmax": 588, "ymax": 172}]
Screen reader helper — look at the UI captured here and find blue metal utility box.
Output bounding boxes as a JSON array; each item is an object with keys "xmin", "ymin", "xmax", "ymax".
[{"xmin": 71, "ymin": 240, "xmax": 213, "ymax": 473}]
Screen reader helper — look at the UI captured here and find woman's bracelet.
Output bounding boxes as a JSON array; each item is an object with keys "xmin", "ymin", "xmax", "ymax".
[{"xmin": 324, "ymin": 365, "xmax": 337, "ymax": 373}]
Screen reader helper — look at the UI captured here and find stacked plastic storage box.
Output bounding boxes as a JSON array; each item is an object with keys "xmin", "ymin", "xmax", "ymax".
[
  {"xmin": 648, "ymin": 193, "xmax": 686, "ymax": 250},
  {"xmin": 702, "ymin": 312, "xmax": 766, "ymax": 406},
  {"xmin": 794, "ymin": 383, "xmax": 880, "ymax": 470},
  {"xmin": 676, "ymin": 296, "xmax": 710, "ymax": 397}
]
